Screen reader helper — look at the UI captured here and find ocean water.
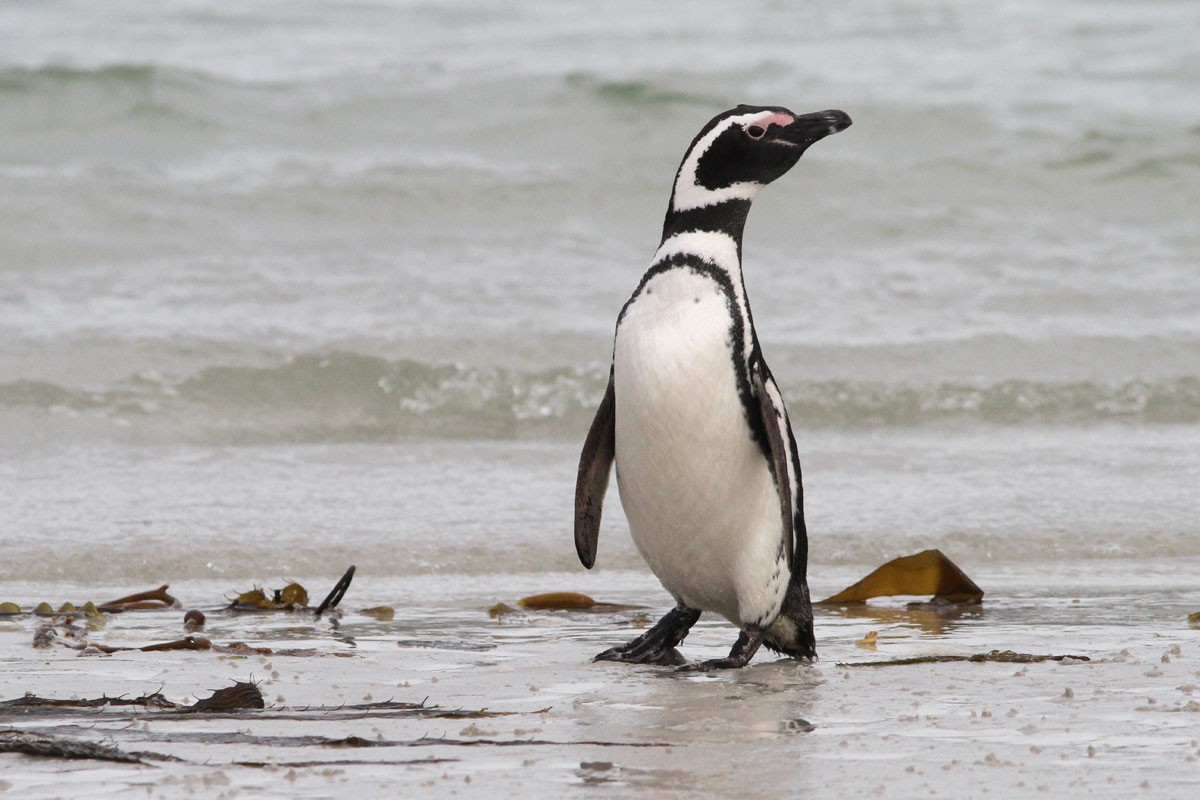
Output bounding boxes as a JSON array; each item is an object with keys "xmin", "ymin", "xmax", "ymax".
[
  {"xmin": 2, "ymin": 3, "xmax": 1200, "ymax": 606},
  {"xmin": 2, "ymin": 0, "xmax": 1197, "ymax": 581},
  {"xmin": 2, "ymin": 1, "xmax": 1200, "ymax": 795}
]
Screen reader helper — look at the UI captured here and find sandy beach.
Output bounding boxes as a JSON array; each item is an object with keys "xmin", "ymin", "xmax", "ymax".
[
  {"xmin": 4, "ymin": 2, "xmax": 1199, "ymax": 798},
  {"xmin": 3, "ymin": 563, "xmax": 1199, "ymax": 799}
]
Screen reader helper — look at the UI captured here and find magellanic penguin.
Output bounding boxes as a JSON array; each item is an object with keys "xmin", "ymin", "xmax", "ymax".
[{"xmin": 574, "ymin": 104, "xmax": 851, "ymax": 671}]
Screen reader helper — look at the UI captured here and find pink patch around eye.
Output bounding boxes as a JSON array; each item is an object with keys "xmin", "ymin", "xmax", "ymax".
[{"xmin": 754, "ymin": 112, "xmax": 795, "ymax": 130}]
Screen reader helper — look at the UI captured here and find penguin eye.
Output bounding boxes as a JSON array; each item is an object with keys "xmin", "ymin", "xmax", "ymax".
[{"xmin": 746, "ymin": 125, "xmax": 766, "ymax": 140}]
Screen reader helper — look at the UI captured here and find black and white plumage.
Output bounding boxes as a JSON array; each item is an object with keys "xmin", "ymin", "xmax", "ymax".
[{"xmin": 574, "ymin": 104, "xmax": 851, "ymax": 670}]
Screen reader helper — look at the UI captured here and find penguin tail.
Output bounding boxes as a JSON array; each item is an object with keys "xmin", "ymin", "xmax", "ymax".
[{"xmin": 763, "ymin": 576, "xmax": 817, "ymax": 660}]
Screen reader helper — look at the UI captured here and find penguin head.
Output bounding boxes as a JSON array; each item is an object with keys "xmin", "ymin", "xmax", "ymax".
[{"xmin": 669, "ymin": 105, "xmax": 851, "ymax": 212}]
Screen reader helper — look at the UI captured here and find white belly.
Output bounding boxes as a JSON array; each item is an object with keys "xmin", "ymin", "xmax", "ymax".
[{"xmin": 613, "ymin": 271, "xmax": 787, "ymax": 626}]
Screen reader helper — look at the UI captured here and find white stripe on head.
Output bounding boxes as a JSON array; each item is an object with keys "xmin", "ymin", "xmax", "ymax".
[{"xmin": 670, "ymin": 110, "xmax": 796, "ymax": 212}]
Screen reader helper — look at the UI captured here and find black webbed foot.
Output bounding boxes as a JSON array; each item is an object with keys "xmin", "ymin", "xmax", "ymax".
[
  {"xmin": 675, "ymin": 656, "xmax": 745, "ymax": 672},
  {"xmin": 594, "ymin": 644, "xmax": 685, "ymax": 666},
  {"xmin": 675, "ymin": 627, "xmax": 765, "ymax": 672},
  {"xmin": 593, "ymin": 604, "xmax": 700, "ymax": 666}
]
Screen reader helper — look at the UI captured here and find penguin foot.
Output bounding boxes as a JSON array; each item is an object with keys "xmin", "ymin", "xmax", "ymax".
[
  {"xmin": 592, "ymin": 604, "xmax": 700, "ymax": 666},
  {"xmin": 594, "ymin": 645, "xmax": 685, "ymax": 666},
  {"xmin": 676, "ymin": 656, "xmax": 747, "ymax": 672},
  {"xmin": 676, "ymin": 627, "xmax": 765, "ymax": 672}
]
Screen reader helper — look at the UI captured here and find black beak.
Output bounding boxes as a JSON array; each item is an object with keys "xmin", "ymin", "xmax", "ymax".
[{"xmin": 775, "ymin": 109, "xmax": 852, "ymax": 146}]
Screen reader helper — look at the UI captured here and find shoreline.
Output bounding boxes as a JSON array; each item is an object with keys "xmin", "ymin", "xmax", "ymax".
[{"xmin": 2, "ymin": 561, "xmax": 1199, "ymax": 798}]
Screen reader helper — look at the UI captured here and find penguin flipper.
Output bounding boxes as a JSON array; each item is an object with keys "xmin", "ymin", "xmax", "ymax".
[
  {"xmin": 754, "ymin": 365, "xmax": 818, "ymax": 660},
  {"xmin": 752, "ymin": 365, "xmax": 795, "ymax": 571},
  {"xmin": 574, "ymin": 368, "xmax": 616, "ymax": 568}
]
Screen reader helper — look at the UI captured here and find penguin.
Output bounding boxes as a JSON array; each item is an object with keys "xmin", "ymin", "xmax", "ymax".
[{"xmin": 574, "ymin": 104, "xmax": 851, "ymax": 671}]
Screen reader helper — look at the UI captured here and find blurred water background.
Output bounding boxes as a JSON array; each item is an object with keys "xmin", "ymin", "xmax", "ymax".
[{"xmin": 1, "ymin": 0, "xmax": 1198, "ymax": 585}]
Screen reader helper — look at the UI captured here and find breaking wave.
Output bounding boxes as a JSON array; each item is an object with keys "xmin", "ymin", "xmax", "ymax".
[{"xmin": 2, "ymin": 351, "xmax": 1197, "ymax": 444}]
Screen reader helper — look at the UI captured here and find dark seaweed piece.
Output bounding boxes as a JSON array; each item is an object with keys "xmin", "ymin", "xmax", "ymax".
[
  {"xmin": 396, "ymin": 639, "xmax": 497, "ymax": 652},
  {"xmin": 189, "ymin": 681, "xmax": 265, "ymax": 712},
  {"xmin": 97, "ymin": 585, "xmax": 178, "ymax": 613},
  {"xmin": 234, "ymin": 757, "xmax": 458, "ymax": 768},
  {"xmin": 314, "ymin": 565, "xmax": 356, "ymax": 617},
  {"xmin": 0, "ymin": 730, "xmax": 145, "ymax": 763},
  {"xmin": 87, "ymin": 636, "xmax": 212, "ymax": 654},
  {"xmin": 817, "ymin": 549, "xmax": 984, "ymax": 605},
  {"xmin": 0, "ymin": 691, "xmax": 177, "ymax": 712},
  {"xmin": 838, "ymin": 649, "xmax": 1091, "ymax": 667}
]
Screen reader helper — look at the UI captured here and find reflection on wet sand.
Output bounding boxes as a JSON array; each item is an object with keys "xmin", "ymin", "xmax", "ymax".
[{"xmin": 817, "ymin": 601, "xmax": 984, "ymax": 637}]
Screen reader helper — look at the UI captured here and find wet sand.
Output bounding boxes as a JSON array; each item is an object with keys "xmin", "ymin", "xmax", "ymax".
[{"xmin": 2, "ymin": 563, "xmax": 1199, "ymax": 798}]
